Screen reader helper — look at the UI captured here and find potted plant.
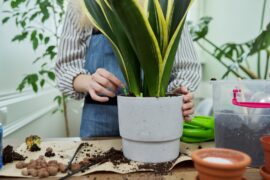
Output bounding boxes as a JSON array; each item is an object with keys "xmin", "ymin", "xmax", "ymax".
[
  {"xmin": 83, "ymin": 0, "xmax": 194, "ymax": 162},
  {"xmin": 260, "ymin": 135, "xmax": 270, "ymax": 179}
]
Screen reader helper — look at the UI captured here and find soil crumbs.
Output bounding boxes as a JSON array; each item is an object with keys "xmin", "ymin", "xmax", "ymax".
[
  {"xmin": 77, "ymin": 146, "xmax": 176, "ymax": 175},
  {"xmin": 3, "ymin": 145, "xmax": 26, "ymax": 164}
]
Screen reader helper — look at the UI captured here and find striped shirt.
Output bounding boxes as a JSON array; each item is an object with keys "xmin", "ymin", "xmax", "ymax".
[{"xmin": 55, "ymin": 2, "xmax": 201, "ymax": 100}]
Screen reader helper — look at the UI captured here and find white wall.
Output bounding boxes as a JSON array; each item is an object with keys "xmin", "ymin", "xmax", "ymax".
[
  {"xmin": 66, "ymin": 99, "xmax": 83, "ymax": 137},
  {"xmin": 2, "ymin": 89, "xmax": 67, "ymax": 142},
  {"xmin": 0, "ymin": 1, "xmax": 67, "ymax": 140},
  {"xmin": 194, "ymin": 0, "xmax": 270, "ymax": 98}
]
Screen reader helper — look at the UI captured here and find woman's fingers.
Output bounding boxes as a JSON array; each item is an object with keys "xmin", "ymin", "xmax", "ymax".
[
  {"xmin": 183, "ymin": 107, "xmax": 195, "ymax": 117},
  {"xmin": 96, "ymin": 68, "xmax": 124, "ymax": 88},
  {"xmin": 184, "ymin": 115, "xmax": 193, "ymax": 122},
  {"xmin": 173, "ymin": 86, "xmax": 195, "ymax": 121},
  {"xmin": 173, "ymin": 86, "xmax": 189, "ymax": 95},
  {"xmin": 87, "ymin": 68, "xmax": 125, "ymax": 103},
  {"xmin": 172, "ymin": 86, "xmax": 193, "ymax": 102},
  {"xmin": 181, "ymin": 89, "xmax": 195, "ymax": 120},
  {"xmin": 90, "ymin": 81, "xmax": 116, "ymax": 98},
  {"xmin": 183, "ymin": 92, "xmax": 193, "ymax": 102},
  {"xmin": 89, "ymin": 89, "xmax": 109, "ymax": 102},
  {"xmin": 182, "ymin": 101, "xmax": 195, "ymax": 121},
  {"xmin": 91, "ymin": 73, "xmax": 117, "ymax": 92},
  {"xmin": 182, "ymin": 101, "xmax": 194, "ymax": 111}
]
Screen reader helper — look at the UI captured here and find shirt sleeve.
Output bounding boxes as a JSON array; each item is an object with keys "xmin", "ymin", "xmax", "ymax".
[
  {"xmin": 167, "ymin": 23, "xmax": 202, "ymax": 93},
  {"xmin": 55, "ymin": 3, "xmax": 92, "ymax": 100}
]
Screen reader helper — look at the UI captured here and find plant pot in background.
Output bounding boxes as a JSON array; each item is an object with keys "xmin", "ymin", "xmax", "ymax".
[
  {"xmin": 260, "ymin": 166, "xmax": 270, "ymax": 180},
  {"xmin": 260, "ymin": 135, "xmax": 270, "ymax": 173},
  {"xmin": 191, "ymin": 148, "xmax": 251, "ymax": 180},
  {"xmin": 117, "ymin": 96, "xmax": 183, "ymax": 163}
]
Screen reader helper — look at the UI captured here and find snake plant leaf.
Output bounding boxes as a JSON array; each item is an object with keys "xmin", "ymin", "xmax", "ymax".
[
  {"xmin": 161, "ymin": 0, "xmax": 194, "ymax": 94},
  {"xmin": 167, "ymin": 0, "xmax": 191, "ymax": 40},
  {"xmin": 83, "ymin": 0, "xmax": 141, "ymax": 96},
  {"xmin": 159, "ymin": 0, "xmax": 168, "ymax": 16},
  {"xmin": 84, "ymin": 0, "xmax": 195, "ymax": 97},
  {"xmin": 109, "ymin": 0, "xmax": 163, "ymax": 96},
  {"xmin": 97, "ymin": 0, "xmax": 141, "ymax": 95},
  {"xmin": 165, "ymin": 0, "xmax": 174, "ymax": 31},
  {"xmin": 148, "ymin": 0, "xmax": 168, "ymax": 57},
  {"xmin": 83, "ymin": 0, "xmax": 114, "ymax": 38}
]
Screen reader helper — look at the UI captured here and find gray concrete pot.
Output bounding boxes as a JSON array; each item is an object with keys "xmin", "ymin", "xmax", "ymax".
[{"xmin": 117, "ymin": 96, "xmax": 183, "ymax": 163}]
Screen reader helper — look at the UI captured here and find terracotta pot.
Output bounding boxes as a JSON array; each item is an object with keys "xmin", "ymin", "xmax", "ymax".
[
  {"xmin": 191, "ymin": 148, "xmax": 251, "ymax": 180},
  {"xmin": 260, "ymin": 166, "xmax": 270, "ymax": 180},
  {"xmin": 260, "ymin": 135, "xmax": 270, "ymax": 173}
]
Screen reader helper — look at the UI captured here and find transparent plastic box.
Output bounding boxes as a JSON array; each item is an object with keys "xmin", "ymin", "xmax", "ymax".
[{"xmin": 212, "ymin": 80, "xmax": 270, "ymax": 167}]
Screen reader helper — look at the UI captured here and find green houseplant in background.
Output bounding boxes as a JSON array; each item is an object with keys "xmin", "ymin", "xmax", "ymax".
[
  {"xmin": 1, "ymin": 0, "xmax": 70, "ymax": 136},
  {"xmin": 187, "ymin": 0, "xmax": 270, "ymax": 167},
  {"xmin": 189, "ymin": 18, "xmax": 270, "ymax": 79},
  {"xmin": 83, "ymin": 0, "xmax": 194, "ymax": 162},
  {"xmin": 188, "ymin": 0, "xmax": 270, "ymax": 79},
  {"xmin": 181, "ymin": 0, "xmax": 269, "ymax": 146}
]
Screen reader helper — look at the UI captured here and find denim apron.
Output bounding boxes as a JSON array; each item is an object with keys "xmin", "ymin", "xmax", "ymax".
[{"xmin": 80, "ymin": 34, "xmax": 126, "ymax": 138}]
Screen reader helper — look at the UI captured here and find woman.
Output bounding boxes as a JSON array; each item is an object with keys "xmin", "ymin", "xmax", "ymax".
[{"xmin": 55, "ymin": 0, "xmax": 201, "ymax": 138}]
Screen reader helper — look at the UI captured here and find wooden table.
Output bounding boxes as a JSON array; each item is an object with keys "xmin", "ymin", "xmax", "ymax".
[{"xmin": 0, "ymin": 138, "xmax": 261, "ymax": 180}]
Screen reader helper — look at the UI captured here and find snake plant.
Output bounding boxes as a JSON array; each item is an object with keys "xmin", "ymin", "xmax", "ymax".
[{"xmin": 83, "ymin": 0, "xmax": 194, "ymax": 97}]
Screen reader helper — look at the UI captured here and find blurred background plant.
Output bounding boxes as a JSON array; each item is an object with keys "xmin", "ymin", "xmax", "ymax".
[
  {"xmin": 1, "ymin": 0, "xmax": 70, "ymax": 136},
  {"xmin": 188, "ymin": 0, "xmax": 270, "ymax": 79}
]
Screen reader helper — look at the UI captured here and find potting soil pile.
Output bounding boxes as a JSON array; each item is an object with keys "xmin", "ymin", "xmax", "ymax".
[{"xmin": 0, "ymin": 139, "xmax": 213, "ymax": 177}]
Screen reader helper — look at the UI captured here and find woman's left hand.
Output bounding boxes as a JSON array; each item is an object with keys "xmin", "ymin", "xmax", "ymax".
[{"xmin": 173, "ymin": 86, "xmax": 195, "ymax": 121}]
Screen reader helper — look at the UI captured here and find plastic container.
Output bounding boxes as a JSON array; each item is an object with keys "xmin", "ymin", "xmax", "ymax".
[{"xmin": 212, "ymin": 80, "xmax": 270, "ymax": 167}]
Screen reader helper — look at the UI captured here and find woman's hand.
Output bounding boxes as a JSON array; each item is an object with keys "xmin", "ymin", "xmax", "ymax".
[
  {"xmin": 173, "ymin": 86, "xmax": 195, "ymax": 121},
  {"xmin": 74, "ymin": 68, "xmax": 124, "ymax": 102}
]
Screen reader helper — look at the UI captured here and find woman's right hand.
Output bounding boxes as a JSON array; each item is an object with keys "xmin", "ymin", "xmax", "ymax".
[{"xmin": 73, "ymin": 68, "xmax": 125, "ymax": 102}]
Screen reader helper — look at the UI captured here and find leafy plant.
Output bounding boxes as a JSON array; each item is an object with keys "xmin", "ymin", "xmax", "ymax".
[
  {"xmin": 2, "ymin": 0, "xmax": 70, "ymax": 135},
  {"xmin": 188, "ymin": 1, "xmax": 270, "ymax": 79},
  {"xmin": 83, "ymin": 0, "xmax": 194, "ymax": 97},
  {"xmin": 2, "ymin": 0, "xmax": 64, "ymax": 92}
]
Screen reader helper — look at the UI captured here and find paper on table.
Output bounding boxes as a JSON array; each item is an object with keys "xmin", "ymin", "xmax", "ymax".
[{"xmin": 0, "ymin": 139, "xmax": 214, "ymax": 177}]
